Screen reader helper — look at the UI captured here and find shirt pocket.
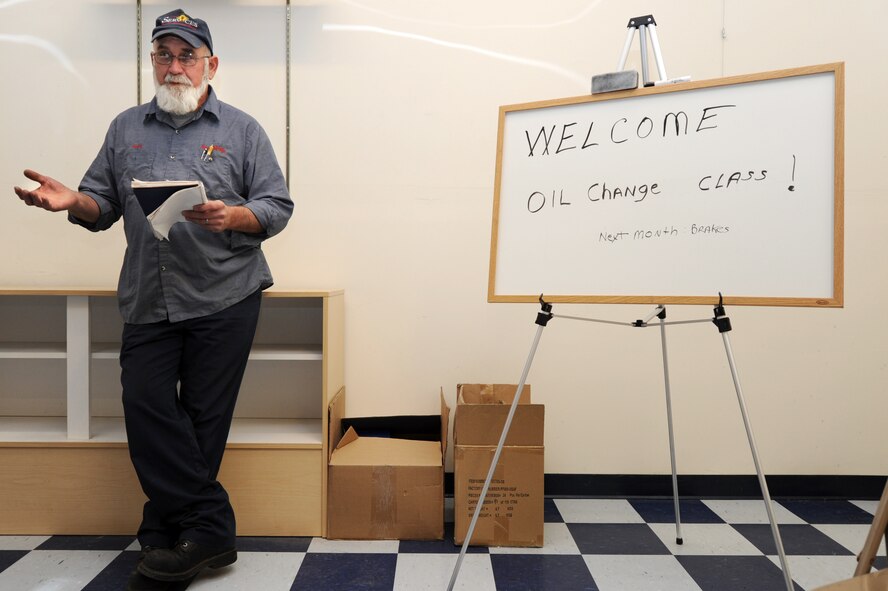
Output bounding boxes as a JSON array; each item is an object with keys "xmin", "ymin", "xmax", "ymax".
[
  {"xmin": 124, "ymin": 149, "xmax": 156, "ymax": 182},
  {"xmin": 189, "ymin": 146, "xmax": 236, "ymax": 202}
]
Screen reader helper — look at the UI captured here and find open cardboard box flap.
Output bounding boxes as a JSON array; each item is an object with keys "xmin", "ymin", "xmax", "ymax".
[
  {"xmin": 332, "ymin": 426, "xmax": 442, "ymax": 467},
  {"xmin": 455, "ymin": 383, "xmax": 543, "ymax": 448},
  {"xmin": 328, "ymin": 387, "xmax": 449, "ymax": 461},
  {"xmin": 457, "ymin": 383, "xmax": 531, "ymax": 405}
]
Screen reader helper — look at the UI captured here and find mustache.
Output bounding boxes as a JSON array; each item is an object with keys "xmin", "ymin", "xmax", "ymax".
[{"xmin": 163, "ymin": 74, "xmax": 191, "ymax": 85}]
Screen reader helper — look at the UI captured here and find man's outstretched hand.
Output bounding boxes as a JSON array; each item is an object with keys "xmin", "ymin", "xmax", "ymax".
[{"xmin": 14, "ymin": 169, "xmax": 99, "ymax": 222}]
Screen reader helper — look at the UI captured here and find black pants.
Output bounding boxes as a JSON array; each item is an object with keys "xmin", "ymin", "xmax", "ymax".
[{"xmin": 120, "ymin": 290, "xmax": 261, "ymax": 548}]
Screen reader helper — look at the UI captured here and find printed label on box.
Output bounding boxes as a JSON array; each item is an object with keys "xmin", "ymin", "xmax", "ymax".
[{"xmin": 454, "ymin": 446, "xmax": 544, "ymax": 547}]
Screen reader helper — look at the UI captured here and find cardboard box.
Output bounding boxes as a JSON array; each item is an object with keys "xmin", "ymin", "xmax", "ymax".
[
  {"xmin": 327, "ymin": 388, "xmax": 449, "ymax": 540},
  {"xmin": 454, "ymin": 384, "xmax": 544, "ymax": 547}
]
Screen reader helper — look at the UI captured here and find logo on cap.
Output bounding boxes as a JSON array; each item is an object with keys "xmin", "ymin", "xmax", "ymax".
[{"xmin": 159, "ymin": 13, "xmax": 198, "ymax": 29}]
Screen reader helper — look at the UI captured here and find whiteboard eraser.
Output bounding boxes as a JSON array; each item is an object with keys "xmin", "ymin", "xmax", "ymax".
[{"xmin": 591, "ymin": 70, "xmax": 639, "ymax": 94}]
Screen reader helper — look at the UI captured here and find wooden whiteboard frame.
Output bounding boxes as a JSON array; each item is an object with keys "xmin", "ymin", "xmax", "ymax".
[{"xmin": 488, "ymin": 63, "xmax": 844, "ymax": 307}]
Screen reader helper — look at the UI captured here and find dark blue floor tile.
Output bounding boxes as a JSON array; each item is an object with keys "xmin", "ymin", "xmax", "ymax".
[
  {"xmin": 399, "ymin": 523, "xmax": 488, "ymax": 554},
  {"xmin": 677, "ymin": 555, "xmax": 803, "ymax": 591},
  {"xmin": 236, "ymin": 536, "xmax": 312, "ymax": 552},
  {"xmin": 629, "ymin": 498, "xmax": 725, "ymax": 523},
  {"xmin": 568, "ymin": 523, "xmax": 671, "ymax": 555},
  {"xmin": 36, "ymin": 535, "xmax": 135, "ymax": 551},
  {"xmin": 81, "ymin": 551, "xmax": 139, "ymax": 591},
  {"xmin": 778, "ymin": 500, "xmax": 876, "ymax": 524},
  {"xmin": 0, "ymin": 550, "xmax": 27, "ymax": 574},
  {"xmin": 544, "ymin": 498, "xmax": 563, "ymax": 523},
  {"xmin": 290, "ymin": 553, "xmax": 396, "ymax": 591},
  {"xmin": 732, "ymin": 524, "xmax": 854, "ymax": 556},
  {"xmin": 491, "ymin": 554, "xmax": 598, "ymax": 591}
]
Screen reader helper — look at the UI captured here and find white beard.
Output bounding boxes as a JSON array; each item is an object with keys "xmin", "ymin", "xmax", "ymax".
[{"xmin": 154, "ymin": 68, "xmax": 209, "ymax": 115}]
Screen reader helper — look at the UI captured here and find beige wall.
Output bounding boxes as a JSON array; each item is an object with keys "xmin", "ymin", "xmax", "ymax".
[{"xmin": 1, "ymin": 0, "xmax": 885, "ymax": 476}]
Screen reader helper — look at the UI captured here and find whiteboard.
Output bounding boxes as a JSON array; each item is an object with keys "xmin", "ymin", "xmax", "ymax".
[{"xmin": 488, "ymin": 64, "xmax": 844, "ymax": 307}]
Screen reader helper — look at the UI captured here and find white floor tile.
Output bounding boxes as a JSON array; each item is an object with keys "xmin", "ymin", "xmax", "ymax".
[
  {"xmin": 813, "ymin": 524, "xmax": 886, "ymax": 556},
  {"xmin": 0, "ymin": 550, "xmax": 117, "ymax": 591},
  {"xmin": 188, "ymin": 552, "xmax": 305, "ymax": 591},
  {"xmin": 394, "ymin": 553, "xmax": 496, "ymax": 591},
  {"xmin": 488, "ymin": 523, "xmax": 580, "ymax": 555},
  {"xmin": 0, "ymin": 496, "xmax": 878, "ymax": 591},
  {"xmin": 307, "ymin": 537, "xmax": 400, "ymax": 553},
  {"xmin": 702, "ymin": 499, "xmax": 807, "ymax": 524},
  {"xmin": 849, "ymin": 500, "xmax": 879, "ymax": 515},
  {"xmin": 647, "ymin": 523, "xmax": 763, "ymax": 556},
  {"xmin": 0, "ymin": 536, "xmax": 50, "ymax": 551},
  {"xmin": 554, "ymin": 499, "xmax": 645, "ymax": 523},
  {"xmin": 584, "ymin": 554, "xmax": 703, "ymax": 591},
  {"xmin": 766, "ymin": 554, "xmax": 860, "ymax": 591}
]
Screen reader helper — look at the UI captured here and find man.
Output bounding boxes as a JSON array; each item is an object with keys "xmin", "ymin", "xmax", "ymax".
[{"xmin": 13, "ymin": 8, "xmax": 293, "ymax": 590}]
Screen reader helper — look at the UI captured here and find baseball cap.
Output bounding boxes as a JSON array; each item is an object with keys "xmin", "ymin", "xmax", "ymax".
[{"xmin": 151, "ymin": 9, "xmax": 213, "ymax": 55}]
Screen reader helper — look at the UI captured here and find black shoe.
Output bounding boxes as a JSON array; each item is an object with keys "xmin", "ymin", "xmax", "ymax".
[
  {"xmin": 128, "ymin": 546, "xmax": 199, "ymax": 591},
  {"xmin": 138, "ymin": 539, "xmax": 236, "ymax": 582},
  {"xmin": 126, "ymin": 569, "xmax": 196, "ymax": 591},
  {"xmin": 126, "ymin": 547, "xmax": 160, "ymax": 591},
  {"xmin": 138, "ymin": 546, "xmax": 161, "ymax": 561}
]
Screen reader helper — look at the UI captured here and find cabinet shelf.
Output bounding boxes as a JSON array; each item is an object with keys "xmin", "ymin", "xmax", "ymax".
[
  {"xmin": 0, "ymin": 289, "xmax": 344, "ymax": 536},
  {"xmin": 0, "ymin": 343, "xmax": 67, "ymax": 359},
  {"xmin": 90, "ymin": 343, "xmax": 324, "ymax": 361},
  {"xmin": 0, "ymin": 416, "xmax": 323, "ymax": 446}
]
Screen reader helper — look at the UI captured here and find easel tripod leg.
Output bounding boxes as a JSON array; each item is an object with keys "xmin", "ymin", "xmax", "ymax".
[
  {"xmin": 447, "ymin": 300, "xmax": 552, "ymax": 591},
  {"xmin": 720, "ymin": 331, "xmax": 795, "ymax": 591},
  {"xmin": 658, "ymin": 309, "xmax": 683, "ymax": 544}
]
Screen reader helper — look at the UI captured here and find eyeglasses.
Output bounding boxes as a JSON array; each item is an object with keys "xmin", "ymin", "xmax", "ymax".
[{"xmin": 152, "ymin": 51, "xmax": 209, "ymax": 67}]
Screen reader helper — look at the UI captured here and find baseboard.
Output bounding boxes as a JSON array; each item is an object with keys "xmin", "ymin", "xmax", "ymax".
[{"xmin": 444, "ymin": 473, "xmax": 886, "ymax": 499}]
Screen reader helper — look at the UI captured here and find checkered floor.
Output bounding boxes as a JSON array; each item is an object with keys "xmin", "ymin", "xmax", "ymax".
[{"xmin": 0, "ymin": 497, "xmax": 884, "ymax": 590}]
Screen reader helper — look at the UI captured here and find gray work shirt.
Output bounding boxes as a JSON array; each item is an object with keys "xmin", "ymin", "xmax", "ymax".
[{"xmin": 72, "ymin": 87, "xmax": 293, "ymax": 324}]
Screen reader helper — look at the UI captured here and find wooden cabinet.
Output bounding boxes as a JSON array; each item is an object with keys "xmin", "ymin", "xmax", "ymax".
[{"xmin": 0, "ymin": 290, "xmax": 343, "ymax": 536}]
